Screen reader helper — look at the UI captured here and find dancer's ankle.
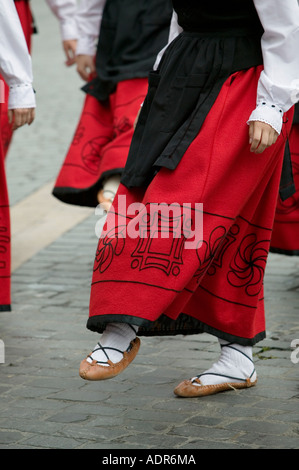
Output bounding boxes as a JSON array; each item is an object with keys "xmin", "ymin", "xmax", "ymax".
[
  {"xmin": 192, "ymin": 340, "xmax": 256, "ymax": 387},
  {"xmin": 87, "ymin": 323, "xmax": 138, "ymax": 366}
]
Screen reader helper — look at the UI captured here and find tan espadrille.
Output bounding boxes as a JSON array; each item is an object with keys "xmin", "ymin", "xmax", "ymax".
[
  {"xmin": 174, "ymin": 376, "xmax": 257, "ymax": 398},
  {"xmin": 79, "ymin": 337, "xmax": 140, "ymax": 381}
]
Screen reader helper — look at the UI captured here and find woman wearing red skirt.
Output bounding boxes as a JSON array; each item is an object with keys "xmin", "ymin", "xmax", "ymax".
[
  {"xmin": 0, "ymin": 0, "xmax": 36, "ymax": 312},
  {"xmin": 52, "ymin": 0, "xmax": 173, "ymax": 209},
  {"xmin": 0, "ymin": 0, "xmax": 76, "ymax": 311},
  {"xmin": 79, "ymin": 0, "xmax": 299, "ymax": 397}
]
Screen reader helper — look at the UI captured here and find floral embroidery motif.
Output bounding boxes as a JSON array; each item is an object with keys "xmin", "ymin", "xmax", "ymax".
[
  {"xmin": 81, "ymin": 136, "xmax": 105, "ymax": 174},
  {"xmin": 228, "ymin": 234, "xmax": 269, "ymax": 297},
  {"xmin": 0, "ymin": 225, "xmax": 10, "ymax": 271},
  {"xmin": 194, "ymin": 224, "xmax": 239, "ymax": 282},
  {"xmin": 93, "ymin": 225, "xmax": 126, "ymax": 274},
  {"xmin": 113, "ymin": 116, "xmax": 131, "ymax": 138},
  {"xmin": 72, "ymin": 124, "xmax": 85, "ymax": 146}
]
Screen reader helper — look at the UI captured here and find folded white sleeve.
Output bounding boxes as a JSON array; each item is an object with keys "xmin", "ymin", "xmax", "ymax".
[
  {"xmin": 75, "ymin": 0, "xmax": 107, "ymax": 56},
  {"xmin": 248, "ymin": 0, "xmax": 299, "ymax": 134},
  {"xmin": 45, "ymin": 0, "xmax": 78, "ymax": 40},
  {"xmin": 0, "ymin": 0, "xmax": 35, "ymax": 109}
]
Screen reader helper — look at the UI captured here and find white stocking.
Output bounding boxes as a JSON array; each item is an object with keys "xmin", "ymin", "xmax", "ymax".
[
  {"xmin": 192, "ymin": 339, "xmax": 256, "ymax": 386},
  {"xmin": 87, "ymin": 323, "xmax": 138, "ymax": 366}
]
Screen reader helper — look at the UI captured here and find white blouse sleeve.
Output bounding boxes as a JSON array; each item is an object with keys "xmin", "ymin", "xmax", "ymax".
[
  {"xmin": 248, "ymin": 0, "xmax": 299, "ymax": 134},
  {"xmin": 0, "ymin": 0, "xmax": 35, "ymax": 109},
  {"xmin": 75, "ymin": 0, "xmax": 107, "ymax": 56},
  {"xmin": 45, "ymin": 0, "xmax": 78, "ymax": 40}
]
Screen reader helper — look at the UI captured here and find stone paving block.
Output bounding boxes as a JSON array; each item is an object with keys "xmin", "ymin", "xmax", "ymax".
[
  {"xmin": 236, "ymin": 431, "xmax": 299, "ymax": 449},
  {"xmin": 58, "ymin": 424, "xmax": 135, "ymax": 444},
  {"xmin": 118, "ymin": 432, "xmax": 187, "ymax": 449},
  {"xmin": 0, "ymin": 417, "xmax": 63, "ymax": 436},
  {"xmin": 47, "ymin": 412, "xmax": 91, "ymax": 424},
  {"xmin": 224, "ymin": 418, "xmax": 291, "ymax": 436},
  {"xmin": 0, "ymin": 431, "xmax": 27, "ymax": 446},
  {"xmin": 21, "ymin": 434, "xmax": 82, "ymax": 449},
  {"xmin": 169, "ymin": 424, "xmax": 233, "ymax": 442}
]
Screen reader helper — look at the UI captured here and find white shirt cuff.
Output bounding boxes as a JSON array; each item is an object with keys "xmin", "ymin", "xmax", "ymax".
[
  {"xmin": 60, "ymin": 20, "xmax": 78, "ymax": 41},
  {"xmin": 247, "ymin": 102, "xmax": 284, "ymax": 134},
  {"xmin": 8, "ymin": 84, "xmax": 36, "ymax": 109},
  {"xmin": 76, "ymin": 36, "xmax": 97, "ymax": 56}
]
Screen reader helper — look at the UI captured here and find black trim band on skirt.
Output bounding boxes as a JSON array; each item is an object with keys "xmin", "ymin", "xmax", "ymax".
[
  {"xmin": 52, "ymin": 167, "xmax": 124, "ymax": 207},
  {"xmin": 86, "ymin": 313, "xmax": 265, "ymax": 347},
  {"xmin": 0, "ymin": 305, "xmax": 11, "ymax": 312},
  {"xmin": 270, "ymin": 247, "xmax": 299, "ymax": 257}
]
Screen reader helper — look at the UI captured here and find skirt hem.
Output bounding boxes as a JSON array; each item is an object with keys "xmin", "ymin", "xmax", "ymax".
[
  {"xmin": 0, "ymin": 304, "xmax": 11, "ymax": 312},
  {"xmin": 86, "ymin": 313, "xmax": 266, "ymax": 346},
  {"xmin": 270, "ymin": 247, "xmax": 299, "ymax": 257},
  {"xmin": 53, "ymin": 167, "xmax": 124, "ymax": 207}
]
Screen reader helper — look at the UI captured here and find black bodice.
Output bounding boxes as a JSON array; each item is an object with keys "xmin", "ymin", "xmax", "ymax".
[{"xmin": 172, "ymin": 0, "xmax": 263, "ymax": 36}]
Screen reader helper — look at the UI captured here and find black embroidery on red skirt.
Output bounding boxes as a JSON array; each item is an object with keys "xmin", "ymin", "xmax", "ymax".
[
  {"xmin": 93, "ymin": 225, "xmax": 126, "ymax": 274},
  {"xmin": 72, "ymin": 123, "xmax": 85, "ymax": 146},
  {"xmin": 227, "ymin": 233, "xmax": 270, "ymax": 297},
  {"xmin": 101, "ymin": 143, "xmax": 130, "ymax": 161},
  {"xmin": 81, "ymin": 135, "xmax": 110, "ymax": 175},
  {"xmin": 113, "ymin": 116, "xmax": 131, "ymax": 138},
  {"xmin": 197, "ymin": 283, "xmax": 261, "ymax": 309},
  {"xmin": 130, "ymin": 208, "xmax": 186, "ymax": 276},
  {"xmin": 0, "ymin": 225, "xmax": 10, "ymax": 272},
  {"xmin": 194, "ymin": 224, "xmax": 240, "ymax": 283}
]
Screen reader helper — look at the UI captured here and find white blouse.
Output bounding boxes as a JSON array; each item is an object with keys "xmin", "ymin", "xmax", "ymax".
[
  {"xmin": 249, "ymin": 0, "xmax": 299, "ymax": 133},
  {"xmin": 67, "ymin": 0, "xmax": 299, "ymax": 134},
  {"xmin": 0, "ymin": 0, "xmax": 35, "ymax": 109}
]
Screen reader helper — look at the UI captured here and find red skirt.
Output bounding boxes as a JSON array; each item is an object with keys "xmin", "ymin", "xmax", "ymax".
[
  {"xmin": 53, "ymin": 78, "xmax": 149, "ymax": 207},
  {"xmin": 0, "ymin": 1, "xmax": 33, "ymax": 309},
  {"xmin": 0, "ymin": 1, "xmax": 33, "ymax": 311},
  {"xmin": 271, "ymin": 124, "xmax": 299, "ymax": 255},
  {"xmin": 0, "ymin": 0, "xmax": 34, "ymax": 157},
  {"xmin": 88, "ymin": 66, "xmax": 293, "ymax": 345},
  {"xmin": 0, "ymin": 109, "xmax": 11, "ymax": 311}
]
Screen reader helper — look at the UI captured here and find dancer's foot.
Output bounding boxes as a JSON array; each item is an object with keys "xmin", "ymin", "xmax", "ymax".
[
  {"xmin": 79, "ymin": 323, "xmax": 140, "ymax": 381},
  {"xmin": 174, "ymin": 340, "xmax": 257, "ymax": 397}
]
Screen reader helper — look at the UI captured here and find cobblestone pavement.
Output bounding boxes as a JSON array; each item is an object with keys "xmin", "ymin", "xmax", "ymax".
[{"xmin": 0, "ymin": 1, "xmax": 299, "ymax": 450}]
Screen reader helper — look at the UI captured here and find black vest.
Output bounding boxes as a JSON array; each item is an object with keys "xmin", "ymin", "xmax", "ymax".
[
  {"xmin": 173, "ymin": 0, "xmax": 263, "ymax": 36},
  {"xmin": 84, "ymin": 0, "xmax": 173, "ymax": 102}
]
